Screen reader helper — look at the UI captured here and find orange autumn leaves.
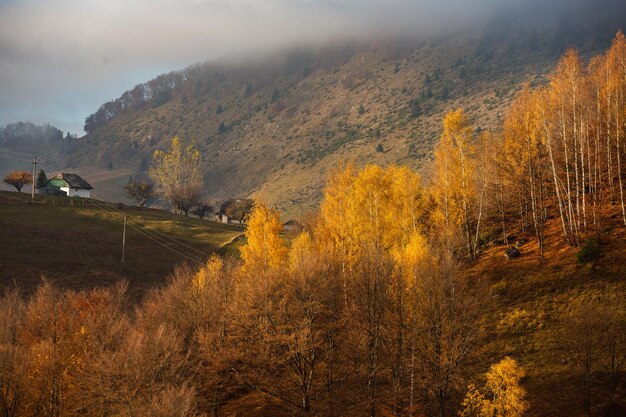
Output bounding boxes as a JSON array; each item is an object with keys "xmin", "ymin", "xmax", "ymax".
[
  {"xmin": 240, "ymin": 202, "xmax": 288, "ymax": 272},
  {"xmin": 240, "ymin": 164, "xmax": 429, "ymax": 277},
  {"xmin": 239, "ymin": 31, "xmax": 626, "ymax": 271}
]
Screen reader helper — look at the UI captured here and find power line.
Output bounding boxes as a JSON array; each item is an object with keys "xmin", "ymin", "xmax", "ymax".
[
  {"xmin": 0, "ymin": 152, "xmax": 33, "ymax": 164},
  {"xmin": 0, "ymin": 147, "xmax": 35, "ymax": 157},
  {"xmin": 88, "ymin": 198, "xmax": 189, "ymax": 258},
  {"xmin": 23, "ymin": 159, "xmax": 56, "ymax": 173},
  {"xmin": 33, "ymin": 159, "xmax": 209, "ymax": 261},
  {"xmin": 101, "ymin": 205, "xmax": 199, "ymax": 263},
  {"xmin": 84, "ymin": 191, "xmax": 203, "ymax": 262},
  {"xmin": 94, "ymin": 200, "xmax": 199, "ymax": 261},
  {"xmin": 88, "ymin": 197, "xmax": 201, "ymax": 263},
  {"xmin": 90, "ymin": 191, "xmax": 212, "ymax": 257}
]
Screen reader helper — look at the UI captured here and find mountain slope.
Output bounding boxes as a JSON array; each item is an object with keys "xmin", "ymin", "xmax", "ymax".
[{"xmin": 63, "ymin": 1, "xmax": 626, "ymax": 216}]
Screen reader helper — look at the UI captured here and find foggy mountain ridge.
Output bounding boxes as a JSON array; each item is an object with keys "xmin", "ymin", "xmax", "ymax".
[
  {"xmin": 1, "ymin": 0, "xmax": 625, "ymax": 133},
  {"xmin": 80, "ymin": 0, "xmax": 626, "ymax": 135},
  {"xmin": 2, "ymin": 0, "xmax": 626, "ymax": 213}
]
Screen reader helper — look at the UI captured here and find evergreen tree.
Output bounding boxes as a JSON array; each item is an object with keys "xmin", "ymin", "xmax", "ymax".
[{"xmin": 36, "ymin": 169, "xmax": 48, "ymax": 189}]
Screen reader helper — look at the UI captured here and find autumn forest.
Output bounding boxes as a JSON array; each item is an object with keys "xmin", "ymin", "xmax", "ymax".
[{"xmin": 1, "ymin": 33, "xmax": 626, "ymax": 417}]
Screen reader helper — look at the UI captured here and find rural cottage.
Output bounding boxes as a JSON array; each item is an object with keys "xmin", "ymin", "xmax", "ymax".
[{"xmin": 43, "ymin": 173, "xmax": 93, "ymax": 198}]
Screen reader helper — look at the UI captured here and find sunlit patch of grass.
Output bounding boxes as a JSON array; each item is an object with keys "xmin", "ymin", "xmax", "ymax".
[
  {"xmin": 217, "ymin": 234, "xmax": 247, "ymax": 259},
  {"xmin": 498, "ymin": 307, "xmax": 546, "ymax": 334},
  {"xmin": 468, "ymin": 209, "xmax": 626, "ymax": 416}
]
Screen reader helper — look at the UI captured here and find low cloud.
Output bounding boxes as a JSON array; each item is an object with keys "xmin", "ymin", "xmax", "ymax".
[{"xmin": 0, "ymin": 0, "xmax": 542, "ymax": 133}]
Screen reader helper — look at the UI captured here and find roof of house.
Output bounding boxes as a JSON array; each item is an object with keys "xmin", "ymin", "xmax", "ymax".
[
  {"xmin": 48, "ymin": 173, "xmax": 93, "ymax": 190},
  {"xmin": 283, "ymin": 220, "xmax": 305, "ymax": 233},
  {"xmin": 219, "ymin": 198, "xmax": 254, "ymax": 217}
]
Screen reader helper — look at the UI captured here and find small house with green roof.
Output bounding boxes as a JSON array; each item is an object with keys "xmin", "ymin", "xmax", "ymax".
[{"xmin": 45, "ymin": 173, "xmax": 93, "ymax": 198}]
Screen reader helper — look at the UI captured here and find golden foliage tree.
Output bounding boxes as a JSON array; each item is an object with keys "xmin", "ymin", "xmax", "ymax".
[
  {"xmin": 409, "ymin": 251, "xmax": 482, "ymax": 417},
  {"xmin": 604, "ymin": 31, "xmax": 626, "ymax": 226},
  {"xmin": 461, "ymin": 357, "xmax": 528, "ymax": 417},
  {"xmin": 316, "ymin": 163, "xmax": 356, "ymax": 270},
  {"xmin": 481, "ymin": 31, "xmax": 626, "ymax": 252},
  {"xmin": 3, "ymin": 171, "xmax": 32, "ymax": 193},
  {"xmin": 192, "ymin": 256, "xmax": 224, "ymax": 293},
  {"xmin": 503, "ymin": 85, "xmax": 550, "ymax": 255},
  {"xmin": 150, "ymin": 136, "xmax": 202, "ymax": 215},
  {"xmin": 288, "ymin": 231, "xmax": 314, "ymax": 272},
  {"xmin": 318, "ymin": 164, "xmax": 425, "ymax": 269},
  {"xmin": 316, "ymin": 163, "xmax": 428, "ymax": 416},
  {"xmin": 432, "ymin": 108, "xmax": 484, "ymax": 259},
  {"xmin": 0, "ymin": 289, "xmax": 29, "ymax": 417},
  {"xmin": 545, "ymin": 49, "xmax": 590, "ymax": 245},
  {"xmin": 240, "ymin": 201, "xmax": 288, "ymax": 272}
]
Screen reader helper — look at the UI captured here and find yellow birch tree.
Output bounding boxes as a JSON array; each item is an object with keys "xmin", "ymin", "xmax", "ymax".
[
  {"xmin": 240, "ymin": 201, "xmax": 287, "ymax": 272},
  {"xmin": 432, "ymin": 108, "xmax": 481, "ymax": 259},
  {"xmin": 150, "ymin": 136, "xmax": 203, "ymax": 215},
  {"xmin": 461, "ymin": 357, "xmax": 528, "ymax": 417}
]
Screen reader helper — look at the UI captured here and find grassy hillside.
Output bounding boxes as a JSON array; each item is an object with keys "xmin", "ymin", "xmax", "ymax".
[
  {"xmin": 70, "ymin": 35, "xmax": 549, "ymax": 217},
  {"xmin": 0, "ymin": 191, "xmax": 242, "ymax": 299},
  {"xmin": 466, "ymin": 209, "xmax": 626, "ymax": 416}
]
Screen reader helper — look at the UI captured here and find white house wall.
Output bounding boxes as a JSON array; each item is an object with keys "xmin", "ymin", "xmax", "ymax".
[{"xmin": 60, "ymin": 187, "xmax": 91, "ymax": 198}]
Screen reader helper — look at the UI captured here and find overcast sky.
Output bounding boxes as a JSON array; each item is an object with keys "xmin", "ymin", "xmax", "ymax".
[{"xmin": 0, "ymin": 0, "xmax": 518, "ymax": 135}]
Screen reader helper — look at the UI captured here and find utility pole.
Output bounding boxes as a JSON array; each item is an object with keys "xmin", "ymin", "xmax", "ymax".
[
  {"xmin": 121, "ymin": 215, "xmax": 127, "ymax": 263},
  {"xmin": 31, "ymin": 156, "xmax": 37, "ymax": 202}
]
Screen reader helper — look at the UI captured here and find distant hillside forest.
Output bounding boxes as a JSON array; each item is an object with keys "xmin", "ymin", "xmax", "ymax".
[
  {"xmin": 0, "ymin": 122, "xmax": 79, "ymax": 175},
  {"xmin": 0, "ymin": 122, "xmax": 77, "ymax": 151}
]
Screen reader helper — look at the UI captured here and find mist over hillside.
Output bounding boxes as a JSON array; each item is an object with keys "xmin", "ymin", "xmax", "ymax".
[
  {"xmin": 0, "ymin": 122, "xmax": 80, "ymax": 190},
  {"xmin": 81, "ymin": 0, "xmax": 626, "ymax": 135},
  {"xmin": 51, "ymin": 0, "xmax": 623, "ymax": 213}
]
